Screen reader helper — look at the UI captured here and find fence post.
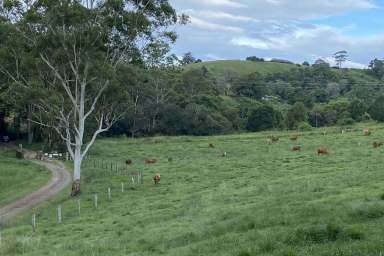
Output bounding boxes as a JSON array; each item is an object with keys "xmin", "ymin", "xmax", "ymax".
[
  {"xmin": 94, "ymin": 194, "xmax": 98, "ymax": 209},
  {"xmin": 0, "ymin": 217, "xmax": 2, "ymax": 247},
  {"xmin": 77, "ymin": 199, "xmax": 81, "ymax": 216},
  {"xmin": 32, "ymin": 213, "xmax": 36, "ymax": 232},
  {"xmin": 121, "ymin": 182, "xmax": 124, "ymax": 193},
  {"xmin": 108, "ymin": 187, "xmax": 111, "ymax": 201},
  {"xmin": 57, "ymin": 205, "xmax": 62, "ymax": 224}
]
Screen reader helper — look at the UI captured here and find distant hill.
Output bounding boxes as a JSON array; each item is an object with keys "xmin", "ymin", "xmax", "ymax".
[
  {"xmin": 184, "ymin": 60, "xmax": 298, "ymax": 76},
  {"xmin": 183, "ymin": 60, "xmax": 376, "ymax": 82}
]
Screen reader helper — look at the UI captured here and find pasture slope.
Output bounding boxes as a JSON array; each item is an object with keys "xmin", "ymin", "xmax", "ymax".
[
  {"xmin": 0, "ymin": 148, "xmax": 51, "ymax": 207},
  {"xmin": 2, "ymin": 123, "xmax": 384, "ymax": 256}
]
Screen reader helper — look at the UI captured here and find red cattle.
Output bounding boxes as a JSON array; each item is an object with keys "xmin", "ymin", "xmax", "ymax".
[
  {"xmin": 153, "ymin": 174, "xmax": 161, "ymax": 184},
  {"xmin": 292, "ymin": 145, "xmax": 301, "ymax": 151},
  {"xmin": 373, "ymin": 141, "xmax": 383, "ymax": 148},
  {"xmin": 317, "ymin": 147, "xmax": 329, "ymax": 155},
  {"xmin": 145, "ymin": 159, "xmax": 157, "ymax": 164}
]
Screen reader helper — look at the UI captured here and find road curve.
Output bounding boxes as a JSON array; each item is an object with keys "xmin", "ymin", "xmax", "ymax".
[{"xmin": 0, "ymin": 160, "xmax": 71, "ymax": 222}]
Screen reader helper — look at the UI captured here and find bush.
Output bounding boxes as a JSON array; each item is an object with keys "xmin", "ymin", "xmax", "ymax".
[
  {"xmin": 369, "ymin": 95, "xmax": 384, "ymax": 122},
  {"xmin": 246, "ymin": 105, "xmax": 283, "ymax": 132},
  {"xmin": 15, "ymin": 149, "xmax": 24, "ymax": 159},
  {"xmin": 344, "ymin": 225, "xmax": 365, "ymax": 240},
  {"xmin": 337, "ymin": 118, "xmax": 355, "ymax": 126},
  {"xmin": 352, "ymin": 204, "xmax": 384, "ymax": 219},
  {"xmin": 297, "ymin": 122, "xmax": 313, "ymax": 131}
]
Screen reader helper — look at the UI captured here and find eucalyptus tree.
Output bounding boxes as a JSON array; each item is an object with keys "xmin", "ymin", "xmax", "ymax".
[{"xmin": 0, "ymin": 0, "xmax": 184, "ymax": 196}]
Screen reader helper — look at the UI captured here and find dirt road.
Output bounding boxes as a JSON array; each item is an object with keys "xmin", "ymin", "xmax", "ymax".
[{"xmin": 0, "ymin": 160, "xmax": 71, "ymax": 222}]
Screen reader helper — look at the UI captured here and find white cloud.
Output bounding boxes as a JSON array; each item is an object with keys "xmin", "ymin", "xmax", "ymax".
[
  {"xmin": 170, "ymin": 0, "xmax": 382, "ymax": 68},
  {"xmin": 186, "ymin": 10, "xmax": 258, "ymax": 22},
  {"xmin": 194, "ymin": 0, "xmax": 247, "ymax": 8},
  {"xmin": 189, "ymin": 16, "xmax": 244, "ymax": 33}
]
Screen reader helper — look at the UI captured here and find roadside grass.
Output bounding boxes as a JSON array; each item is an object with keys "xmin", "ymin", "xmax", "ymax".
[
  {"xmin": 2, "ymin": 123, "xmax": 384, "ymax": 255},
  {"xmin": 0, "ymin": 148, "xmax": 51, "ymax": 207}
]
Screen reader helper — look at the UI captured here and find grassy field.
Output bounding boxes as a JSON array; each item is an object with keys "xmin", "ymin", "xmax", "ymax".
[
  {"xmin": 2, "ymin": 124, "xmax": 384, "ymax": 255},
  {"xmin": 0, "ymin": 148, "xmax": 51, "ymax": 207}
]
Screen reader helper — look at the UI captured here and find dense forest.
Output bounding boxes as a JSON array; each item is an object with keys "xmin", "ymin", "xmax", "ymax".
[
  {"xmin": 3, "ymin": 56, "xmax": 384, "ymax": 145},
  {"xmin": 1, "ymin": 1, "xmax": 384, "ymax": 150}
]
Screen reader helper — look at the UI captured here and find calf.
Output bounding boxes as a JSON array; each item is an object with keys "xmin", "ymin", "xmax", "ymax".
[
  {"xmin": 145, "ymin": 159, "xmax": 157, "ymax": 164},
  {"xmin": 153, "ymin": 174, "xmax": 161, "ymax": 184},
  {"xmin": 292, "ymin": 145, "xmax": 301, "ymax": 151},
  {"xmin": 317, "ymin": 147, "xmax": 329, "ymax": 156},
  {"xmin": 364, "ymin": 129, "xmax": 371, "ymax": 136},
  {"xmin": 125, "ymin": 159, "xmax": 133, "ymax": 165},
  {"xmin": 271, "ymin": 136, "xmax": 279, "ymax": 143}
]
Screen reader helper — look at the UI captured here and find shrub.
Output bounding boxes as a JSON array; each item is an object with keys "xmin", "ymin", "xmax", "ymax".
[
  {"xmin": 344, "ymin": 225, "xmax": 365, "ymax": 240},
  {"xmin": 337, "ymin": 118, "xmax": 355, "ymax": 126},
  {"xmin": 297, "ymin": 122, "xmax": 313, "ymax": 131},
  {"xmin": 246, "ymin": 105, "xmax": 283, "ymax": 132},
  {"xmin": 352, "ymin": 204, "xmax": 384, "ymax": 219},
  {"xmin": 15, "ymin": 149, "xmax": 24, "ymax": 159}
]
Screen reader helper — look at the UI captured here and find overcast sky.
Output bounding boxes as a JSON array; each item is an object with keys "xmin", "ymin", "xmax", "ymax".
[{"xmin": 169, "ymin": 0, "xmax": 384, "ymax": 68}]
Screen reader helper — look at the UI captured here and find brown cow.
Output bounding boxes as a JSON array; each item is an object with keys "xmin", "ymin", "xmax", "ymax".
[
  {"xmin": 145, "ymin": 159, "xmax": 157, "ymax": 164},
  {"xmin": 373, "ymin": 142, "xmax": 383, "ymax": 148},
  {"xmin": 317, "ymin": 147, "xmax": 329, "ymax": 155},
  {"xmin": 153, "ymin": 174, "xmax": 161, "ymax": 184},
  {"xmin": 125, "ymin": 159, "xmax": 133, "ymax": 165},
  {"xmin": 209, "ymin": 143, "xmax": 215, "ymax": 148},
  {"xmin": 271, "ymin": 136, "xmax": 279, "ymax": 142},
  {"xmin": 292, "ymin": 145, "xmax": 301, "ymax": 151},
  {"xmin": 364, "ymin": 129, "xmax": 371, "ymax": 136}
]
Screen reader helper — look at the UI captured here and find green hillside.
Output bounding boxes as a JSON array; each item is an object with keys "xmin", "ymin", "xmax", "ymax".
[
  {"xmin": 3, "ymin": 124, "xmax": 384, "ymax": 255},
  {"xmin": 184, "ymin": 60, "xmax": 376, "ymax": 82},
  {"xmin": 185, "ymin": 60, "xmax": 300, "ymax": 76}
]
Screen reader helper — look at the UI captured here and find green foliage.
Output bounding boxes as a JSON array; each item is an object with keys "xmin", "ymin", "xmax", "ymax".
[
  {"xmin": 286, "ymin": 102, "xmax": 308, "ymax": 129},
  {"xmin": 369, "ymin": 95, "xmax": 384, "ymax": 122},
  {"xmin": 368, "ymin": 59, "xmax": 384, "ymax": 79},
  {"xmin": 348, "ymin": 99, "xmax": 367, "ymax": 121},
  {"xmin": 246, "ymin": 105, "xmax": 283, "ymax": 131}
]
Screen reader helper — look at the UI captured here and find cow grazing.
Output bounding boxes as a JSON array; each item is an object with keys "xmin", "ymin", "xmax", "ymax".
[
  {"xmin": 317, "ymin": 147, "xmax": 329, "ymax": 155},
  {"xmin": 290, "ymin": 135, "xmax": 298, "ymax": 141},
  {"xmin": 271, "ymin": 136, "xmax": 279, "ymax": 142},
  {"xmin": 292, "ymin": 145, "xmax": 301, "ymax": 151},
  {"xmin": 209, "ymin": 143, "xmax": 215, "ymax": 148},
  {"xmin": 364, "ymin": 129, "xmax": 371, "ymax": 136},
  {"xmin": 125, "ymin": 159, "xmax": 133, "ymax": 165},
  {"xmin": 145, "ymin": 159, "xmax": 157, "ymax": 164},
  {"xmin": 153, "ymin": 174, "xmax": 161, "ymax": 184},
  {"xmin": 373, "ymin": 142, "xmax": 383, "ymax": 148}
]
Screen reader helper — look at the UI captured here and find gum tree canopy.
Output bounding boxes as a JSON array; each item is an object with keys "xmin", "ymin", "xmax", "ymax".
[{"xmin": 0, "ymin": 0, "xmax": 185, "ymax": 196}]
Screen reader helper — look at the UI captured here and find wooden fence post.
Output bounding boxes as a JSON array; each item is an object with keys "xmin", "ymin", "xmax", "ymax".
[
  {"xmin": 108, "ymin": 188, "xmax": 111, "ymax": 201},
  {"xmin": 121, "ymin": 183, "xmax": 124, "ymax": 193},
  {"xmin": 57, "ymin": 205, "xmax": 62, "ymax": 224},
  {"xmin": 32, "ymin": 213, "xmax": 36, "ymax": 232},
  {"xmin": 94, "ymin": 194, "xmax": 98, "ymax": 209},
  {"xmin": 77, "ymin": 199, "xmax": 81, "ymax": 216}
]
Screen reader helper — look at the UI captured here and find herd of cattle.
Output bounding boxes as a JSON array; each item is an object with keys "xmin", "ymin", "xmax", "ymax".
[
  {"xmin": 125, "ymin": 128, "xmax": 381, "ymax": 185},
  {"xmin": 266, "ymin": 128, "xmax": 381, "ymax": 155}
]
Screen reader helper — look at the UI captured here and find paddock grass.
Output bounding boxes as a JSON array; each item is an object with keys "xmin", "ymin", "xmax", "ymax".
[
  {"xmin": 0, "ymin": 148, "xmax": 51, "ymax": 207},
  {"xmin": 2, "ymin": 124, "xmax": 384, "ymax": 255}
]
